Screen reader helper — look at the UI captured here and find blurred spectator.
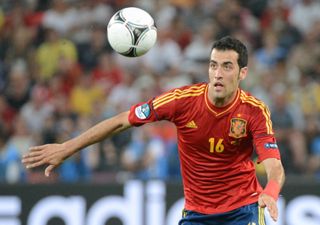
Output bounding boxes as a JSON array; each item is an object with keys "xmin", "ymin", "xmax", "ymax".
[
  {"xmin": 56, "ymin": 116, "xmax": 91, "ymax": 182},
  {"xmin": 296, "ymin": 77, "xmax": 320, "ymax": 118},
  {"xmin": 147, "ymin": 121, "xmax": 180, "ymax": 180},
  {"xmin": 69, "ymin": 74, "xmax": 104, "ymax": 117},
  {"xmin": 3, "ymin": 114, "xmax": 34, "ymax": 183},
  {"xmin": 121, "ymin": 124, "xmax": 168, "ymax": 180},
  {"xmin": 170, "ymin": 0, "xmax": 197, "ymax": 9},
  {"xmin": 91, "ymin": 52, "xmax": 124, "ymax": 94},
  {"xmin": 77, "ymin": 25, "xmax": 112, "ymax": 71},
  {"xmin": 288, "ymin": 0, "xmax": 320, "ymax": 35},
  {"xmin": 7, "ymin": 114, "xmax": 34, "ymax": 157},
  {"xmin": 97, "ymin": 140, "xmax": 120, "ymax": 172},
  {"xmin": 4, "ymin": 26, "xmax": 34, "ymax": 67},
  {"xmin": 54, "ymin": 52, "xmax": 83, "ymax": 94},
  {"xmin": 20, "ymin": 84, "xmax": 54, "ymax": 134},
  {"xmin": 132, "ymin": 72, "xmax": 160, "ymax": 101},
  {"xmin": 91, "ymin": 139, "xmax": 121, "ymax": 182},
  {"xmin": 40, "ymin": 114, "xmax": 58, "ymax": 144},
  {"xmin": 305, "ymin": 116, "xmax": 320, "ymax": 177},
  {"xmin": 0, "ymin": 62, "xmax": 6, "ymax": 92},
  {"xmin": 288, "ymin": 29, "xmax": 320, "ymax": 117},
  {"xmin": 141, "ymin": 26, "xmax": 182, "ymax": 74},
  {"xmin": 249, "ymin": 69, "xmax": 274, "ymax": 108},
  {"xmin": 42, "ymin": 0, "xmax": 77, "ymax": 36},
  {"xmin": 35, "ymin": 27, "xmax": 77, "ymax": 81},
  {"xmin": 0, "ymin": 126, "xmax": 23, "ymax": 183},
  {"xmin": 169, "ymin": 14, "xmax": 193, "ymax": 50},
  {"xmin": 242, "ymin": 0, "xmax": 268, "ymax": 18},
  {"xmin": 271, "ymin": 84, "xmax": 308, "ymax": 174},
  {"xmin": 58, "ymin": 151, "xmax": 91, "ymax": 182},
  {"xmin": 214, "ymin": 0, "xmax": 260, "ymax": 41},
  {"xmin": 0, "ymin": 94, "xmax": 16, "ymax": 134},
  {"xmin": 166, "ymin": 139, "xmax": 181, "ymax": 180},
  {"xmin": 260, "ymin": 0, "xmax": 290, "ymax": 31},
  {"xmin": 226, "ymin": 0, "xmax": 260, "ymax": 37},
  {"xmin": 106, "ymin": 70, "xmax": 140, "ymax": 114},
  {"xmin": 0, "ymin": 8, "xmax": 4, "ymax": 29},
  {"xmin": 159, "ymin": 66, "xmax": 192, "ymax": 91},
  {"xmin": 3, "ymin": 61, "xmax": 32, "ymax": 111},
  {"xmin": 254, "ymin": 31, "xmax": 287, "ymax": 70},
  {"xmin": 71, "ymin": 1, "xmax": 112, "ymax": 44},
  {"xmin": 153, "ymin": 1, "xmax": 177, "ymax": 30},
  {"xmin": 184, "ymin": 20, "xmax": 217, "ymax": 63},
  {"xmin": 287, "ymin": 18, "xmax": 320, "ymax": 79},
  {"xmin": 260, "ymin": 0, "xmax": 302, "ymax": 51}
]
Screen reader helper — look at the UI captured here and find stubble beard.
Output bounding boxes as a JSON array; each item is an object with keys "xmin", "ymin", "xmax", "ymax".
[{"xmin": 213, "ymin": 93, "xmax": 229, "ymax": 107}]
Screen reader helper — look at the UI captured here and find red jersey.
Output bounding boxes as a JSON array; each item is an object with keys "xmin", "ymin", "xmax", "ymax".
[{"xmin": 128, "ymin": 83, "xmax": 281, "ymax": 214}]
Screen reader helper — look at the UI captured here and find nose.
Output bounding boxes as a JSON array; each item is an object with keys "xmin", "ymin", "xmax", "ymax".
[{"xmin": 214, "ymin": 67, "xmax": 223, "ymax": 80}]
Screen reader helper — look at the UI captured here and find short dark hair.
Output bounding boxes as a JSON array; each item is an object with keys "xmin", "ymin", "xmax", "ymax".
[{"xmin": 211, "ymin": 36, "xmax": 248, "ymax": 68}]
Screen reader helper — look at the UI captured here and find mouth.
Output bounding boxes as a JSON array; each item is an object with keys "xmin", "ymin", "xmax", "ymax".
[{"xmin": 214, "ymin": 82, "xmax": 224, "ymax": 88}]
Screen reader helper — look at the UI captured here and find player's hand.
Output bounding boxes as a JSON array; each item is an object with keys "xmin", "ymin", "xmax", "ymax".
[
  {"xmin": 22, "ymin": 143, "xmax": 70, "ymax": 177},
  {"xmin": 258, "ymin": 193, "xmax": 278, "ymax": 222}
]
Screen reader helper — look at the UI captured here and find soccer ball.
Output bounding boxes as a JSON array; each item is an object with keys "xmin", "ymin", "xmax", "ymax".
[{"xmin": 107, "ymin": 7, "xmax": 157, "ymax": 57}]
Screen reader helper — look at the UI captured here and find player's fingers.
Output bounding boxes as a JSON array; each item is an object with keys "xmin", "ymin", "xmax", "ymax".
[
  {"xmin": 45, "ymin": 165, "xmax": 56, "ymax": 177},
  {"xmin": 21, "ymin": 154, "xmax": 44, "ymax": 164},
  {"xmin": 22, "ymin": 150, "xmax": 43, "ymax": 160},
  {"xmin": 269, "ymin": 210, "xmax": 278, "ymax": 221},
  {"xmin": 25, "ymin": 160, "xmax": 46, "ymax": 169},
  {"xmin": 258, "ymin": 198, "xmax": 266, "ymax": 208},
  {"xmin": 267, "ymin": 202, "xmax": 278, "ymax": 221},
  {"xmin": 28, "ymin": 145, "xmax": 45, "ymax": 152},
  {"xmin": 23, "ymin": 152, "xmax": 40, "ymax": 159}
]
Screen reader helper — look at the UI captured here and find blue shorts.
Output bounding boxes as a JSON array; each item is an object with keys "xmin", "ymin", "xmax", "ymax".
[{"xmin": 179, "ymin": 203, "xmax": 265, "ymax": 225}]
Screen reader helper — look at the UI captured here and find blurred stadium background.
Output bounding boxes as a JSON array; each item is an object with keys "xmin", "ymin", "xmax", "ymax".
[{"xmin": 0, "ymin": 0, "xmax": 319, "ymax": 225}]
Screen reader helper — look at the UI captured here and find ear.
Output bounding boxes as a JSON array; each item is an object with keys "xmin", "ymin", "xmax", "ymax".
[{"xmin": 239, "ymin": 67, "xmax": 248, "ymax": 81}]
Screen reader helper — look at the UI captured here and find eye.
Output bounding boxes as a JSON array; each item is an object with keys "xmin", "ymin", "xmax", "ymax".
[
  {"xmin": 210, "ymin": 62, "xmax": 217, "ymax": 69},
  {"xmin": 223, "ymin": 64, "xmax": 233, "ymax": 71}
]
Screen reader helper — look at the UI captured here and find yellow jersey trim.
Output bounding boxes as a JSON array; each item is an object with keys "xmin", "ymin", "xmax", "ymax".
[
  {"xmin": 240, "ymin": 91, "xmax": 273, "ymax": 135},
  {"xmin": 204, "ymin": 86, "xmax": 240, "ymax": 116},
  {"xmin": 153, "ymin": 84, "xmax": 206, "ymax": 109}
]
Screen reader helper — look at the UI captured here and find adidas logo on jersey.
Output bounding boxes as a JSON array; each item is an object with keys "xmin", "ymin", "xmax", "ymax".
[{"xmin": 185, "ymin": 120, "xmax": 198, "ymax": 128}]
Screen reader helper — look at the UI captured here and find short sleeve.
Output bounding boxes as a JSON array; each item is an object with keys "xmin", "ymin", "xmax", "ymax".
[
  {"xmin": 254, "ymin": 135, "xmax": 281, "ymax": 163},
  {"xmin": 250, "ymin": 104, "xmax": 281, "ymax": 163},
  {"xmin": 128, "ymin": 93, "xmax": 177, "ymax": 127},
  {"xmin": 128, "ymin": 83, "xmax": 204, "ymax": 127},
  {"xmin": 128, "ymin": 99, "xmax": 158, "ymax": 127}
]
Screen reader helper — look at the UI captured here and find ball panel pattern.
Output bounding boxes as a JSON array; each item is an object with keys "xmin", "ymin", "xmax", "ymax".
[{"xmin": 107, "ymin": 7, "xmax": 157, "ymax": 57}]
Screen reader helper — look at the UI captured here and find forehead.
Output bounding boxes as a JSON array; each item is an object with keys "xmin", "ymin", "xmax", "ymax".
[{"xmin": 210, "ymin": 49, "xmax": 239, "ymax": 64}]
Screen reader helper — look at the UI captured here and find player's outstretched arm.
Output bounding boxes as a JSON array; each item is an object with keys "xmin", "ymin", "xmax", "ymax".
[
  {"xmin": 258, "ymin": 158, "xmax": 285, "ymax": 222},
  {"xmin": 22, "ymin": 111, "xmax": 132, "ymax": 177}
]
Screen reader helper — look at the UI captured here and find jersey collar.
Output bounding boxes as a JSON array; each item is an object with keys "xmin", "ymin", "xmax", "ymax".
[{"xmin": 204, "ymin": 84, "xmax": 240, "ymax": 117}]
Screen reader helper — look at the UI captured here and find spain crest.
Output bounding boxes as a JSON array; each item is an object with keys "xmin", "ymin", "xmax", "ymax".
[{"xmin": 229, "ymin": 118, "xmax": 247, "ymax": 138}]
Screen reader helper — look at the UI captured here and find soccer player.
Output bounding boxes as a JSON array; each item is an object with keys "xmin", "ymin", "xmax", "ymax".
[{"xmin": 22, "ymin": 36, "xmax": 285, "ymax": 225}]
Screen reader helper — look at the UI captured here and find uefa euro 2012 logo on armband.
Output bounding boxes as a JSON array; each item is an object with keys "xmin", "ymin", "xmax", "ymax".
[{"xmin": 135, "ymin": 103, "xmax": 151, "ymax": 120}]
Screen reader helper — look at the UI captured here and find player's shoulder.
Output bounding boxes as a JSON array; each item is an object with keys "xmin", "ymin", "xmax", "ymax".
[
  {"xmin": 153, "ymin": 83, "xmax": 206, "ymax": 109},
  {"xmin": 155, "ymin": 82, "xmax": 206, "ymax": 100},
  {"xmin": 239, "ymin": 89, "xmax": 270, "ymax": 110},
  {"xmin": 169, "ymin": 82, "xmax": 207, "ymax": 92}
]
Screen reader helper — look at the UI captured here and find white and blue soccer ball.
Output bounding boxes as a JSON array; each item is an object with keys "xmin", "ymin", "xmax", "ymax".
[{"xmin": 107, "ymin": 7, "xmax": 157, "ymax": 57}]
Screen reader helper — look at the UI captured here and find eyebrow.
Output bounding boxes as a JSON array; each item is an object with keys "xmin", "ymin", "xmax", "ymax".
[{"xmin": 210, "ymin": 60, "xmax": 233, "ymax": 65}]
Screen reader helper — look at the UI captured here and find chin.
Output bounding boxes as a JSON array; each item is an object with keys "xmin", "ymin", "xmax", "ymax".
[
  {"xmin": 213, "ymin": 94, "xmax": 226, "ymax": 102},
  {"xmin": 213, "ymin": 91, "xmax": 226, "ymax": 99}
]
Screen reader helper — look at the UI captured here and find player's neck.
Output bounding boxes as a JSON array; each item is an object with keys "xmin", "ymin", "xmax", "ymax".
[{"xmin": 208, "ymin": 88, "xmax": 239, "ymax": 108}]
